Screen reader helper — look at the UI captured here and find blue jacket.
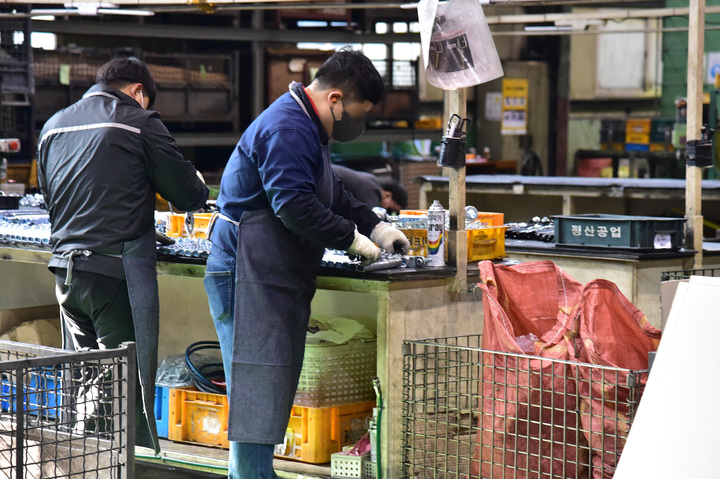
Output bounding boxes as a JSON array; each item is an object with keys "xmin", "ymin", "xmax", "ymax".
[{"xmin": 213, "ymin": 91, "xmax": 379, "ymax": 256}]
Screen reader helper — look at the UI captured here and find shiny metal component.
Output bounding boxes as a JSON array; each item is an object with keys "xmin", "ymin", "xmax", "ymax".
[
  {"xmin": 402, "ymin": 255, "xmax": 426, "ymax": 269},
  {"xmin": 185, "ymin": 212, "xmax": 195, "ymax": 235},
  {"xmin": 465, "ymin": 205, "xmax": 479, "ymax": 222}
]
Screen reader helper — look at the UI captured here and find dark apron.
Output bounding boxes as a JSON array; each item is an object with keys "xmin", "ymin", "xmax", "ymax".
[
  {"xmin": 227, "ymin": 145, "xmax": 334, "ymax": 444},
  {"xmin": 121, "ymin": 228, "xmax": 161, "ymax": 453}
]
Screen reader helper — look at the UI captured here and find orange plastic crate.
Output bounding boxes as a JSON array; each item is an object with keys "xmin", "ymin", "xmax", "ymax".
[
  {"xmin": 168, "ymin": 387, "xmax": 373, "ymax": 464},
  {"xmin": 400, "ymin": 225, "xmax": 508, "ymax": 261},
  {"xmin": 274, "ymin": 401, "xmax": 375, "ymax": 464},
  {"xmin": 168, "ymin": 387, "xmax": 229, "ymax": 448},
  {"xmin": 166, "ymin": 213, "xmax": 213, "ymax": 239}
]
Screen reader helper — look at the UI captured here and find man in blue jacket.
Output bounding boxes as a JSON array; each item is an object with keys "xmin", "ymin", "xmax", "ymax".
[
  {"xmin": 204, "ymin": 48, "xmax": 408, "ymax": 478},
  {"xmin": 38, "ymin": 57, "xmax": 208, "ymax": 452}
]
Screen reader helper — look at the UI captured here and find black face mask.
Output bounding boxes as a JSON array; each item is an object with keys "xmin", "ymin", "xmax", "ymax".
[{"xmin": 330, "ymin": 101, "xmax": 366, "ymax": 142}]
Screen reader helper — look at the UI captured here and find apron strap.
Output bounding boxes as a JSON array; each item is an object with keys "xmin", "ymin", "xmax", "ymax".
[
  {"xmin": 59, "ymin": 249, "xmax": 93, "ymax": 286},
  {"xmin": 207, "ymin": 212, "xmax": 240, "ymax": 239}
]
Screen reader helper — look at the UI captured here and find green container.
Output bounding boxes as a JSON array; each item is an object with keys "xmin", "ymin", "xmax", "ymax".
[{"xmin": 552, "ymin": 214, "xmax": 685, "ymax": 250}]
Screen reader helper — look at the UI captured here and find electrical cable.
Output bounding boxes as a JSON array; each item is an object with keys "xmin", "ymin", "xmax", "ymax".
[
  {"xmin": 185, "ymin": 341, "xmax": 226, "ymax": 394},
  {"xmin": 372, "ymin": 377, "xmax": 383, "ymax": 479}
]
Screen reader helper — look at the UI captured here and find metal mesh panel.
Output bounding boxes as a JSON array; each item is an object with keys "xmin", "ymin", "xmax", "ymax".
[
  {"xmin": 33, "ymin": 49, "xmax": 110, "ymax": 83},
  {"xmin": 143, "ymin": 53, "xmax": 232, "ymax": 85},
  {"xmin": 402, "ymin": 335, "xmax": 647, "ymax": 479},
  {"xmin": 0, "ymin": 16, "xmax": 33, "ymax": 96},
  {"xmin": 372, "ymin": 59, "xmax": 416, "ymax": 88},
  {"xmin": 0, "ymin": 340, "xmax": 135, "ymax": 478},
  {"xmin": 661, "ymin": 266, "xmax": 720, "ymax": 281}
]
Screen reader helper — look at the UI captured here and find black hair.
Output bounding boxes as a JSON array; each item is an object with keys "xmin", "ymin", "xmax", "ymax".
[
  {"xmin": 313, "ymin": 47, "xmax": 385, "ymax": 105},
  {"xmin": 96, "ymin": 56, "xmax": 158, "ymax": 108},
  {"xmin": 379, "ymin": 178, "xmax": 408, "ymax": 210}
]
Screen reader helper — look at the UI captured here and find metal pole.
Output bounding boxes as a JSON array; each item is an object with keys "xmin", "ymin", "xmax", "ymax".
[
  {"xmin": 686, "ymin": 0, "xmax": 705, "ymax": 267},
  {"xmin": 444, "ymin": 89, "xmax": 467, "ymax": 291},
  {"xmin": 251, "ymin": 10, "xmax": 265, "ymax": 118},
  {"xmin": 14, "ymin": 367, "xmax": 23, "ymax": 479}
]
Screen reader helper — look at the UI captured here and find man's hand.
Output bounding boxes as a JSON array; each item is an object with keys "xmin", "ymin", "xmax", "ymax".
[
  {"xmin": 347, "ymin": 229, "xmax": 381, "ymax": 266},
  {"xmin": 370, "ymin": 222, "xmax": 410, "ymax": 255}
]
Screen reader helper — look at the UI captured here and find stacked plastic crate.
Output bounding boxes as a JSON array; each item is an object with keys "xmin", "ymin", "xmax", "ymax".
[{"xmin": 160, "ymin": 339, "xmax": 377, "ymax": 466}]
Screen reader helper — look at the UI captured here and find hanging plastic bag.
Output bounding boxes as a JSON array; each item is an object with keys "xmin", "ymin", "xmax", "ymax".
[{"xmin": 417, "ymin": 0, "xmax": 504, "ymax": 90}]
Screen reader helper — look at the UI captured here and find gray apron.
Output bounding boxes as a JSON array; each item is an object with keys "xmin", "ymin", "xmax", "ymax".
[
  {"xmin": 227, "ymin": 145, "xmax": 334, "ymax": 444},
  {"xmin": 121, "ymin": 228, "xmax": 161, "ymax": 453}
]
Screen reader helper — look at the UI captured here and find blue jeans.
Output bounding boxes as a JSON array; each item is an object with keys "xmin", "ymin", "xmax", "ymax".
[{"xmin": 204, "ymin": 247, "xmax": 279, "ymax": 479}]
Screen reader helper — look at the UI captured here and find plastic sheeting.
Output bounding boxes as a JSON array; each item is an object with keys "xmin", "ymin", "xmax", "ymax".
[{"xmin": 470, "ymin": 260, "xmax": 661, "ymax": 479}]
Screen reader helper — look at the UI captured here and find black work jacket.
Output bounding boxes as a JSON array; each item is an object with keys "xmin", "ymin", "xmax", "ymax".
[{"xmin": 37, "ymin": 84, "xmax": 208, "ymax": 275}]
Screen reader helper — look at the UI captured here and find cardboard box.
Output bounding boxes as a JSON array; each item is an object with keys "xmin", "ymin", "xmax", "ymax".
[
  {"xmin": 0, "ymin": 305, "xmax": 59, "ymax": 335},
  {"xmin": 0, "ymin": 318, "xmax": 62, "ymax": 348},
  {"xmin": 0, "ymin": 183, "xmax": 24, "ymax": 195}
]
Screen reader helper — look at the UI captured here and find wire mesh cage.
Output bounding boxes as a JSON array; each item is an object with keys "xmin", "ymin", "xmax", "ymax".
[
  {"xmin": 33, "ymin": 48, "xmax": 122, "ymax": 84},
  {"xmin": 143, "ymin": 53, "xmax": 233, "ymax": 85},
  {"xmin": 0, "ymin": 15, "xmax": 34, "ymax": 96},
  {"xmin": 402, "ymin": 335, "xmax": 648, "ymax": 479},
  {"xmin": 0, "ymin": 340, "xmax": 136, "ymax": 478},
  {"xmin": 661, "ymin": 266, "xmax": 720, "ymax": 281}
]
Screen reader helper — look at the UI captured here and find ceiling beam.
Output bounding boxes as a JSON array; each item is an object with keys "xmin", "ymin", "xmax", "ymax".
[{"xmin": 32, "ymin": 19, "xmax": 419, "ymax": 43}]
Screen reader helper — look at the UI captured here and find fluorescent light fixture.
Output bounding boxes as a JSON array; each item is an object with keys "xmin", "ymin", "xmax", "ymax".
[
  {"xmin": 297, "ymin": 20, "xmax": 329, "ymax": 28},
  {"xmin": 29, "ymin": 3, "xmax": 154, "ymax": 17},
  {"xmin": 524, "ymin": 25, "xmax": 574, "ymax": 32}
]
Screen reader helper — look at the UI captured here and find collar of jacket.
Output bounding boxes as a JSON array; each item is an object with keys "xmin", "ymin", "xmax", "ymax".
[
  {"xmin": 289, "ymin": 81, "xmax": 329, "ymax": 145},
  {"xmin": 83, "ymin": 83, "xmax": 143, "ymax": 109}
]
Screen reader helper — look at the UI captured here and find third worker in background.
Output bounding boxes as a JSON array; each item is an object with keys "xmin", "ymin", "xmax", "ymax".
[
  {"xmin": 331, "ymin": 164, "xmax": 408, "ymax": 215},
  {"xmin": 203, "ymin": 47, "xmax": 409, "ymax": 479}
]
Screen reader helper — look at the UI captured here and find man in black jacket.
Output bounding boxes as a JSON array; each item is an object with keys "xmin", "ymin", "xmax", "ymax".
[{"xmin": 37, "ymin": 57, "xmax": 208, "ymax": 451}]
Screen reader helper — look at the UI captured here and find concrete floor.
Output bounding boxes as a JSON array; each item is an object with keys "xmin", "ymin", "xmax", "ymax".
[{"xmin": 137, "ymin": 461, "xmax": 225, "ymax": 478}]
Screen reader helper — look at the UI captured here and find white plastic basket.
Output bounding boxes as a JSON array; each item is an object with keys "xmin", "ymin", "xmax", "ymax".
[
  {"xmin": 364, "ymin": 459, "xmax": 377, "ymax": 479},
  {"xmin": 331, "ymin": 451, "xmax": 368, "ymax": 478},
  {"xmin": 295, "ymin": 339, "xmax": 377, "ymax": 408}
]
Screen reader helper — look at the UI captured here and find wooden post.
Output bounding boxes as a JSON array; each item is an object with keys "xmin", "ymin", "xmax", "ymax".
[
  {"xmin": 444, "ymin": 89, "xmax": 467, "ymax": 291},
  {"xmin": 686, "ymin": 0, "xmax": 705, "ymax": 267}
]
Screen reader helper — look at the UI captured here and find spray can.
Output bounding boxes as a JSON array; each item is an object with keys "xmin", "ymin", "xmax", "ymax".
[{"xmin": 427, "ymin": 200, "xmax": 445, "ymax": 267}]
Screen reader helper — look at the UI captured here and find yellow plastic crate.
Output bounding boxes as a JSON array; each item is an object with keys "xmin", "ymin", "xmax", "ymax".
[
  {"xmin": 400, "ymin": 225, "xmax": 508, "ymax": 261},
  {"xmin": 474, "ymin": 212, "xmax": 504, "ymax": 227},
  {"xmin": 275, "ymin": 401, "xmax": 375, "ymax": 464},
  {"xmin": 166, "ymin": 212, "xmax": 213, "ymax": 238},
  {"xmin": 467, "ymin": 226, "xmax": 508, "ymax": 261},
  {"xmin": 168, "ymin": 387, "xmax": 229, "ymax": 448},
  {"xmin": 626, "ymin": 118, "xmax": 651, "ymax": 133}
]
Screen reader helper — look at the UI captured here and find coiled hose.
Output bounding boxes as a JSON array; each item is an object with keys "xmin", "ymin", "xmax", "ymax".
[{"xmin": 185, "ymin": 341, "xmax": 226, "ymax": 394}]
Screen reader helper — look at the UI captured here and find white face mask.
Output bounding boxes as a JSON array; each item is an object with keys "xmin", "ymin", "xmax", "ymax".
[{"xmin": 140, "ymin": 90, "xmax": 145, "ymax": 109}]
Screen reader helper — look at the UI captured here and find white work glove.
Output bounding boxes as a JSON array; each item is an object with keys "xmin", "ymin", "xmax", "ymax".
[
  {"xmin": 347, "ymin": 229, "xmax": 382, "ymax": 266},
  {"xmin": 370, "ymin": 222, "xmax": 410, "ymax": 255}
]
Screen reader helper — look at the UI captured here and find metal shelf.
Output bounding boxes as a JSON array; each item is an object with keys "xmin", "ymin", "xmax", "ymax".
[{"xmin": 173, "ymin": 129, "xmax": 441, "ymax": 147}]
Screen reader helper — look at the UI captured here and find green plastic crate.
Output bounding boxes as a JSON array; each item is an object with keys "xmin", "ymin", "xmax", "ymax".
[{"xmin": 552, "ymin": 214, "xmax": 685, "ymax": 250}]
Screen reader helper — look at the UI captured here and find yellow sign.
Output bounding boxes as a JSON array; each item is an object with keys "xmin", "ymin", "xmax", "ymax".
[{"xmin": 501, "ymin": 78, "xmax": 528, "ymax": 135}]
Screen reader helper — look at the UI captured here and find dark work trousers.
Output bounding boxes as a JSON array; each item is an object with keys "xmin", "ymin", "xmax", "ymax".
[{"xmin": 54, "ymin": 268, "xmax": 152, "ymax": 448}]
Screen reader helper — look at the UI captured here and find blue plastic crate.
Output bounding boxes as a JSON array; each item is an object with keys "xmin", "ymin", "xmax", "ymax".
[
  {"xmin": 1, "ymin": 367, "xmax": 61, "ymax": 419},
  {"xmin": 154, "ymin": 385, "xmax": 170, "ymax": 438}
]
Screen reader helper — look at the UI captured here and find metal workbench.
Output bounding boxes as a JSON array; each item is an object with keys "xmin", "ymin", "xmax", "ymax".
[
  {"xmin": 417, "ymin": 174, "xmax": 720, "ymax": 218},
  {"xmin": 0, "ymin": 243, "xmax": 483, "ymax": 478}
]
